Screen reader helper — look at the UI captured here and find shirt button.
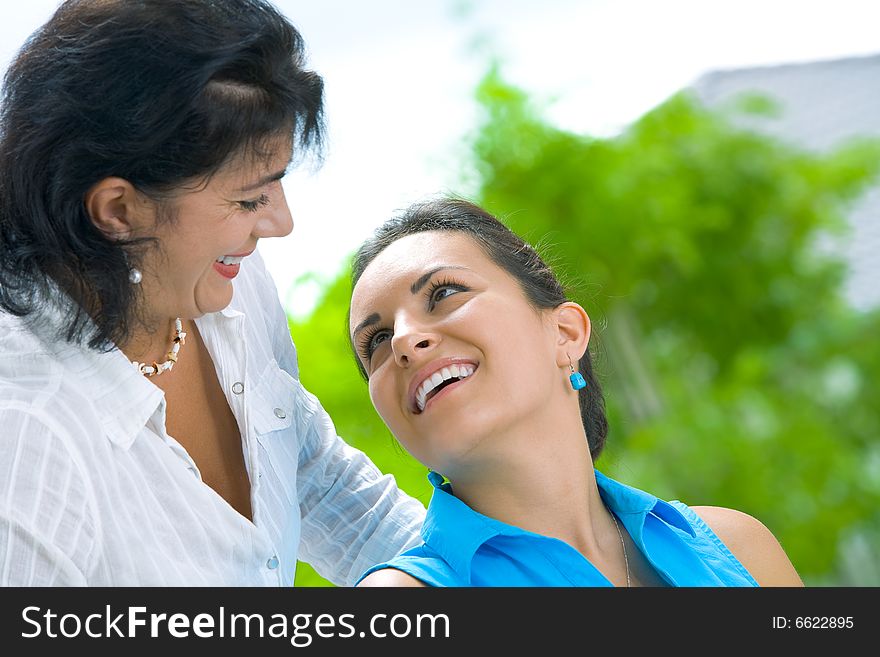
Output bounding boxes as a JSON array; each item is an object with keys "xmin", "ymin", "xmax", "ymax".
[
  {"xmin": 231, "ymin": 382, "xmax": 245, "ymax": 395},
  {"xmin": 273, "ymin": 408, "xmax": 287, "ymax": 419},
  {"xmin": 267, "ymin": 556, "xmax": 279, "ymax": 570}
]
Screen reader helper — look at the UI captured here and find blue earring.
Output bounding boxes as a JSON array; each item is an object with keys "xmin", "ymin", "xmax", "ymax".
[{"xmin": 568, "ymin": 354, "xmax": 586, "ymax": 390}]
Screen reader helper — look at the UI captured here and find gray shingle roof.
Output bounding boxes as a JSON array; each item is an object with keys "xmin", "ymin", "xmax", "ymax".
[{"xmin": 692, "ymin": 54, "xmax": 880, "ymax": 310}]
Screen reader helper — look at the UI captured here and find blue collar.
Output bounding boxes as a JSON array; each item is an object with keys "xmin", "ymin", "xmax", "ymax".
[{"xmin": 421, "ymin": 469, "xmax": 695, "ymax": 584}]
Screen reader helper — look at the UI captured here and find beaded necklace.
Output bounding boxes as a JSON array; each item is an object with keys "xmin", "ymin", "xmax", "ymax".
[{"xmin": 131, "ymin": 318, "xmax": 186, "ymax": 376}]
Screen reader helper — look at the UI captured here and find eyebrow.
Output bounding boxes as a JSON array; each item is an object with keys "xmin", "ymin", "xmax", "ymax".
[
  {"xmin": 352, "ymin": 312, "xmax": 381, "ymax": 341},
  {"xmin": 235, "ymin": 168, "xmax": 288, "ymax": 194},
  {"xmin": 352, "ymin": 265, "xmax": 470, "ymax": 340},
  {"xmin": 409, "ymin": 265, "xmax": 468, "ymax": 294}
]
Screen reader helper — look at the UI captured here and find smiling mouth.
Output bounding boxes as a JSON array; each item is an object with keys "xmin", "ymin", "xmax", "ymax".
[
  {"xmin": 216, "ymin": 255, "xmax": 246, "ymax": 265},
  {"xmin": 414, "ymin": 363, "xmax": 476, "ymax": 413}
]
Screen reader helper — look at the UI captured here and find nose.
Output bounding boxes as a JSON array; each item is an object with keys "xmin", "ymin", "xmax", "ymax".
[
  {"xmin": 253, "ymin": 182, "xmax": 294, "ymax": 239},
  {"xmin": 391, "ymin": 316, "xmax": 439, "ymax": 367}
]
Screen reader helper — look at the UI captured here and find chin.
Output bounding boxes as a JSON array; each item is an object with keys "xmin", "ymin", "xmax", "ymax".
[{"xmin": 194, "ymin": 289, "xmax": 234, "ymax": 316}]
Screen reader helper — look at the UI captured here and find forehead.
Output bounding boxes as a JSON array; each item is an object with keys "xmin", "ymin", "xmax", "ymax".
[
  {"xmin": 369, "ymin": 230, "xmax": 486, "ymax": 271},
  {"xmin": 350, "ymin": 231, "xmax": 490, "ymax": 312},
  {"xmin": 232, "ymin": 133, "xmax": 294, "ymax": 170},
  {"xmin": 187, "ymin": 134, "xmax": 294, "ymax": 193}
]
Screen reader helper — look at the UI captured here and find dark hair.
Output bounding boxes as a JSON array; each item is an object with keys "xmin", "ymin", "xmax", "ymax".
[
  {"xmin": 350, "ymin": 198, "xmax": 609, "ymax": 460},
  {"xmin": 0, "ymin": 0, "xmax": 324, "ymax": 350}
]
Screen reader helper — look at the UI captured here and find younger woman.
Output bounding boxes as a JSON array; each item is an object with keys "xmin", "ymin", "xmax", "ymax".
[{"xmin": 348, "ymin": 198, "xmax": 803, "ymax": 587}]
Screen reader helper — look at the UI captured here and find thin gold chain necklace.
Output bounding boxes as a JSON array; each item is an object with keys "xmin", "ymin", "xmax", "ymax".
[{"xmin": 610, "ymin": 512, "xmax": 631, "ymax": 587}]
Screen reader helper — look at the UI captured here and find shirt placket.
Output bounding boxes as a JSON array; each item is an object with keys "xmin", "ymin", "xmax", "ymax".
[{"xmin": 202, "ymin": 312, "xmax": 282, "ymax": 585}]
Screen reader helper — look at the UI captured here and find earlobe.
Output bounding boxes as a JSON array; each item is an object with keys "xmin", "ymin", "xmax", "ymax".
[
  {"xmin": 554, "ymin": 302, "xmax": 591, "ymax": 366},
  {"xmin": 84, "ymin": 177, "xmax": 141, "ymax": 240}
]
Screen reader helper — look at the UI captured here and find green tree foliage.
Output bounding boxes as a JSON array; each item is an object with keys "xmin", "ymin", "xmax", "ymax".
[
  {"xmin": 469, "ymin": 69, "xmax": 880, "ymax": 583},
  {"xmin": 290, "ymin": 68, "xmax": 880, "ymax": 586}
]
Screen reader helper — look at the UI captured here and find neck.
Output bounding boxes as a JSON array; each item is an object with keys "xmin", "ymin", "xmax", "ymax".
[
  {"xmin": 450, "ymin": 412, "xmax": 604, "ymax": 541},
  {"xmin": 442, "ymin": 405, "xmax": 628, "ymax": 581},
  {"xmin": 120, "ymin": 316, "xmax": 184, "ymax": 371}
]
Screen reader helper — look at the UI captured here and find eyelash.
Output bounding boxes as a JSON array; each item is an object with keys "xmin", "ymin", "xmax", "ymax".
[
  {"xmin": 239, "ymin": 193, "xmax": 270, "ymax": 212},
  {"xmin": 357, "ymin": 325, "xmax": 390, "ymax": 362},
  {"xmin": 357, "ymin": 277, "xmax": 470, "ymax": 362},
  {"xmin": 425, "ymin": 277, "xmax": 468, "ymax": 309}
]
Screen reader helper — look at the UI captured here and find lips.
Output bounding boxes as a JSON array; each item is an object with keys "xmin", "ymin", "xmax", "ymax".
[
  {"xmin": 213, "ymin": 249, "xmax": 254, "ymax": 279},
  {"xmin": 408, "ymin": 358, "xmax": 479, "ymax": 414}
]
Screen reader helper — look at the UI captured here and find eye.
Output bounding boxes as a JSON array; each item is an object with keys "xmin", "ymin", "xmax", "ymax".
[
  {"xmin": 433, "ymin": 287, "xmax": 458, "ymax": 302},
  {"xmin": 238, "ymin": 193, "xmax": 270, "ymax": 213},
  {"xmin": 358, "ymin": 326, "xmax": 392, "ymax": 361},
  {"xmin": 426, "ymin": 278, "xmax": 469, "ymax": 310}
]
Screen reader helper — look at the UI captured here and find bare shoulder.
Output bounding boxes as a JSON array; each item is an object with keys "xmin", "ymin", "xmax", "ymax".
[
  {"xmin": 690, "ymin": 505, "xmax": 804, "ymax": 587},
  {"xmin": 356, "ymin": 568, "xmax": 428, "ymax": 588}
]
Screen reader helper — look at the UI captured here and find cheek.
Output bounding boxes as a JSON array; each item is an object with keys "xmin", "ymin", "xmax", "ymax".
[
  {"xmin": 455, "ymin": 304, "xmax": 540, "ymax": 354},
  {"xmin": 368, "ymin": 372, "xmax": 427, "ymax": 456},
  {"xmin": 368, "ymin": 374, "xmax": 401, "ymax": 427},
  {"xmin": 161, "ymin": 229, "xmax": 211, "ymax": 265}
]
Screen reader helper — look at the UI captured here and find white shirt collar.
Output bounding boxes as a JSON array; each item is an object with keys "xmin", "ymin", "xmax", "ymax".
[{"xmin": 26, "ymin": 287, "xmax": 167, "ymax": 449}]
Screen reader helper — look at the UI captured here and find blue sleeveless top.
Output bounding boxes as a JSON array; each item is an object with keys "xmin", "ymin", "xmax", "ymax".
[{"xmin": 357, "ymin": 470, "xmax": 759, "ymax": 587}]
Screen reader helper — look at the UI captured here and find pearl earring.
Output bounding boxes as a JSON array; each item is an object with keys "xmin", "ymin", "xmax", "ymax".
[{"xmin": 129, "ymin": 267, "xmax": 142, "ymax": 284}]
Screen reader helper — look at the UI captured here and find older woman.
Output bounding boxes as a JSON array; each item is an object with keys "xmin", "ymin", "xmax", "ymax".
[{"xmin": 0, "ymin": 0, "xmax": 423, "ymax": 586}]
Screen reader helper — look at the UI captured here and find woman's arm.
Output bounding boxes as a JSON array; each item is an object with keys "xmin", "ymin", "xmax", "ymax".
[
  {"xmin": 293, "ymin": 381, "xmax": 426, "ymax": 587},
  {"xmin": 244, "ymin": 248, "xmax": 426, "ymax": 586},
  {"xmin": 357, "ymin": 567, "xmax": 428, "ymax": 587},
  {"xmin": 0, "ymin": 409, "xmax": 96, "ymax": 585},
  {"xmin": 691, "ymin": 505, "xmax": 804, "ymax": 586}
]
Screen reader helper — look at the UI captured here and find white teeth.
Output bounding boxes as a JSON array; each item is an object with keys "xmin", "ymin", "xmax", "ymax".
[
  {"xmin": 415, "ymin": 363, "xmax": 475, "ymax": 412},
  {"xmin": 216, "ymin": 255, "xmax": 245, "ymax": 265}
]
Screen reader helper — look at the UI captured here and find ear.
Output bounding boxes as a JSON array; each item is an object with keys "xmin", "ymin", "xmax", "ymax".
[
  {"xmin": 84, "ymin": 177, "xmax": 148, "ymax": 240},
  {"xmin": 552, "ymin": 301, "xmax": 591, "ymax": 369}
]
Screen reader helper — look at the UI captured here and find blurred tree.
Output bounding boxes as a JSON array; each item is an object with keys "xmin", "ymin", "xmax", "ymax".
[
  {"xmin": 469, "ymin": 68, "xmax": 880, "ymax": 584},
  {"xmin": 290, "ymin": 68, "xmax": 880, "ymax": 586}
]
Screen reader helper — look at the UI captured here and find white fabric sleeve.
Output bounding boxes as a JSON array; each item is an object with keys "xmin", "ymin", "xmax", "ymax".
[
  {"xmin": 0, "ymin": 409, "xmax": 98, "ymax": 586},
  {"xmin": 248, "ymin": 248, "xmax": 425, "ymax": 586},
  {"xmin": 293, "ymin": 383, "xmax": 425, "ymax": 587}
]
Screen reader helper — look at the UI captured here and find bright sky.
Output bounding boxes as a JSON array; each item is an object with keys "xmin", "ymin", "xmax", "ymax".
[{"xmin": 3, "ymin": 1, "xmax": 879, "ymax": 317}]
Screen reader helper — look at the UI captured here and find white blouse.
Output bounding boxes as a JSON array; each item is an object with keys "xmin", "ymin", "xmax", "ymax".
[{"xmin": 0, "ymin": 249, "xmax": 425, "ymax": 586}]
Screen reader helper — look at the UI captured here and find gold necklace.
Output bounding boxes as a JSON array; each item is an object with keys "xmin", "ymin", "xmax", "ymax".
[{"xmin": 610, "ymin": 511, "xmax": 631, "ymax": 587}]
